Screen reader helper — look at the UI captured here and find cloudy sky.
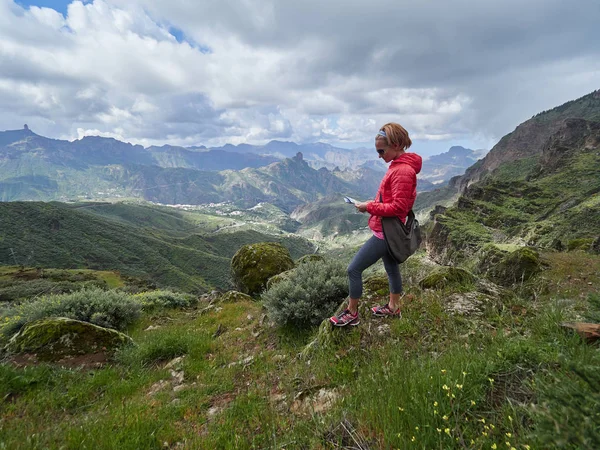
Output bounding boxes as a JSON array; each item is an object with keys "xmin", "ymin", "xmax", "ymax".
[{"xmin": 2, "ymin": 0, "xmax": 599, "ymax": 156}]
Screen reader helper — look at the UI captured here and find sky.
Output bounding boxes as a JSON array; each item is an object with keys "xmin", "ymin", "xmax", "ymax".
[{"xmin": 2, "ymin": 0, "xmax": 600, "ymax": 157}]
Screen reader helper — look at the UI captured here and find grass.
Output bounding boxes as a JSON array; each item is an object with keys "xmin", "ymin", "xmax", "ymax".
[{"xmin": 0, "ymin": 251, "xmax": 599, "ymax": 448}]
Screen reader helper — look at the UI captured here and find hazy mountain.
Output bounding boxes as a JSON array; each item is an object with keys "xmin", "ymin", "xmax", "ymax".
[
  {"xmin": 0, "ymin": 128, "xmax": 277, "ymax": 173},
  {"xmin": 420, "ymin": 146, "xmax": 486, "ymax": 185}
]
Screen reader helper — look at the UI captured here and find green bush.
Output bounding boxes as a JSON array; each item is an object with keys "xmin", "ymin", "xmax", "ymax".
[
  {"xmin": 0, "ymin": 288, "xmax": 141, "ymax": 339},
  {"xmin": 133, "ymin": 290, "xmax": 197, "ymax": 310},
  {"xmin": 261, "ymin": 259, "xmax": 348, "ymax": 327}
]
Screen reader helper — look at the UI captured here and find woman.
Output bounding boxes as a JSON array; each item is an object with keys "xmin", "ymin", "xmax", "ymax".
[{"xmin": 330, "ymin": 123, "xmax": 422, "ymax": 327}]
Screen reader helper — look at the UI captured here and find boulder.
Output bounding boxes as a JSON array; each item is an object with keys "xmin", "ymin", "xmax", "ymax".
[
  {"xmin": 217, "ymin": 290, "xmax": 254, "ymax": 303},
  {"xmin": 419, "ymin": 267, "xmax": 476, "ymax": 290},
  {"xmin": 488, "ymin": 247, "xmax": 542, "ymax": 286},
  {"xmin": 4, "ymin": 317, "xmax": 132, "ymax": 361},
  {"xmin": 231, "ymin": 243, "xmax": 295, "ymax": 296},
  {"xmin": 363, "ymin": 274, "xmax": 389, "ymax": 295}
]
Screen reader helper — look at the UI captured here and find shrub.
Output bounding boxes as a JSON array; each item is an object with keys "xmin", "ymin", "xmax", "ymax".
[
  {"xmin": 0, "ymin": 279, "xmax": 107, "ymax": 303},
  {"xmin": 261, "ymin": 259, "xmax": 348, "ymax": 327},
  {"xmin": 133, "ymin": 290, "xmax": 197, "ymax": 310},
  {"xmin": 0, "ymin": 288, "xmax": 141, "ymax": 339}
]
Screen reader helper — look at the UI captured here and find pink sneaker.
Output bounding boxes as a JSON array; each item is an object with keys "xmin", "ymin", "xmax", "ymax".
[
  {"xmin": 329, "ymin": 309, "xmax": 360, "ymax": 327},
  {"xmin": 371, "ymin": 304, "xmax": 401, "ymax": 317}
]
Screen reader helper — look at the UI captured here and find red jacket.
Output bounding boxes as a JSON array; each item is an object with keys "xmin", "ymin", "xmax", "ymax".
[{"xmin": 366, "ymin": 152, "xmax": 422, "ymax": 233}]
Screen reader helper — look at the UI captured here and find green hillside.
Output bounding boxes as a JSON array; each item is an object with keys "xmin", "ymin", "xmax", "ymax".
[
  {"xmin": 0, "ymin": 202, "xmax": 314, "ymax": 292},
  {"xmin": 429, "ymin": 119, "xmax": 600, "ymax": 263}
]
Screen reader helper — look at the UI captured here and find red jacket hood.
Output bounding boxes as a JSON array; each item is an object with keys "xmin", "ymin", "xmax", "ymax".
[{"xmin": 390, "ymin": 152, "xmax": 422, "ymax": 174}]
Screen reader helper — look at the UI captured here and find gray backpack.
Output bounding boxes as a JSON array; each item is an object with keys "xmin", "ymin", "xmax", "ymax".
[{"xmin": 380, "ymin": 196, "xmax": 422, "ymax": 263}]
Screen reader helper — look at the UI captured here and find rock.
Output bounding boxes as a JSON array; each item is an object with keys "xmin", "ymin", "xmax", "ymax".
[
  {"xmin": 231, "ymin": 242, "xmax": 295, "ymax": 296},
  {"xmin": 148, "ymin": 380, "xmax": 170, "ymax": 396},
  {"xmin": 4, "ymin": 317, "xmax": 132, "ymax": 361},
  {"xmin": 376, "ymin": 324, "xmax": 391, "ymax": 337},
  {"xmin": 228, "ymin": 355, "xmax": 254, "ymax": 368},
  {"xmin": 419, "ymin": 267, "xmax": 476, "ymax": 290},
  {"xmin": 363, "ymin": 274, "xmax": 389, "ymax": 295},
  {"xmin": 217, "ymin": 290, "xmax": 254, "ymax": 303},
  {"xmin": 164, "ymin": 356, "xmax": 185, "ymax": 370},
  {"xmin": 444, "ymin": 292, "xmax": 487, "ymax": 316},
  {"xmin": 170, "ymin": 370, "xmax": 184, "ymax": 385},
  {"xmin": 207, "ymin": 406, "xmax": 222, "ymax": 417},
  {"xmin": 291, "ymin": 388, "xmax": 339, "ymax": 415},
  {"xmin": 488, "ymin": 247, "xmax": 542, "ymax": 286}
]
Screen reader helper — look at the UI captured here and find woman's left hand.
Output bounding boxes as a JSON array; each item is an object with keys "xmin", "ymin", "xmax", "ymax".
[{"xmin": 355, "ymin": 201, "xmax": 369, "ymax": 213}]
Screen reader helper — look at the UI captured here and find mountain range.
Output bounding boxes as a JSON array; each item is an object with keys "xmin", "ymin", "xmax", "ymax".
[{"xmin": 0, "ymin": 128, "xmax": 481, "ymax": 210}]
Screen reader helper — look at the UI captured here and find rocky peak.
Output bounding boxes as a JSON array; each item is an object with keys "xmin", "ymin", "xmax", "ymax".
[
  {"xmin": 539, "ymin": 118, "xmax": 600, "ymax": 174},
  {"xmin": 456, "ymin": 89, "xmax": 600, "ymax": 193}
]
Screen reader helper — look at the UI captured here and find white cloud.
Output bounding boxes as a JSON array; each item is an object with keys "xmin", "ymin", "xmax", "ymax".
[{"xmin": 0, "ymin": 0, "xmax": 599, "ymax": 153}]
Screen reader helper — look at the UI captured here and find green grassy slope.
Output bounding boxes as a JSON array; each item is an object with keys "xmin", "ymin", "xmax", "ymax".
[{"xmin": 0, "ymin": 202, "xmax": 314, "ymax": 292}]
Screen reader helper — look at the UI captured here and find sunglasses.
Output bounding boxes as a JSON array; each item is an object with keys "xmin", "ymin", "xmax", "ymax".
[{"xmin": 376, "ymin": 148, "xmax": 386, "ymax": 155}]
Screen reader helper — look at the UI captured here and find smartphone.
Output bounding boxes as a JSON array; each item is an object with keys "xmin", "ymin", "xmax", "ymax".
[{"xmin": 344, "ymin": 196, "xmax": 357, "ymax": 204}]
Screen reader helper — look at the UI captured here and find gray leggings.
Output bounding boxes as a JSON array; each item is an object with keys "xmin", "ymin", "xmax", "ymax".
[{"xmin": 347, "ymin": 236, "xmax": 403, "ymax": 299}]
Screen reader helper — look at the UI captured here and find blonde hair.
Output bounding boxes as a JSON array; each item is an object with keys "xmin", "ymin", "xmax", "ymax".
[{"xmin": 376, "ymin": 123, "xmax": 412, "ymax": 151}]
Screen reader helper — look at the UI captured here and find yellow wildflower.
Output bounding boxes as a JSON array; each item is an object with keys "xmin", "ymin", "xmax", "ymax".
[
  {"xmin": 434, "ymin": 401, "xmax": 438, "ymax": 407},
  {"xmin": 437, "ymin": 428, "xmax": 442, "ymax": 433},
  {"xmin": 444, "ymin": 428, "xmax": 451, "ymax": 435},
  {"xmin": 492, "ymin": 444, "xmax": 497, "ymax": 450},
  {"xmin": 411, "ymin": 436, "xmax": 416, "ymax": 442},
  {"xmin": 506, "ymin": 433, "xmax": 512, "ymax": 438},
  {"xmin": 442, "ymin": 384, "xmax": 449, "ymax": 390},
  {"xmin": 456, "ymin": 384, "xmax": 463, "ymax": 389},
  {"xmin": 471, "ymin": 400, "xmax": 476, "ymax": 406},
  {"xmin": 441, "ymin": 369, "xmax": 447, "ymax": 373},
  {"xmin": 443, "ymin": 415, "xmax": 448, "ymax": 421}
]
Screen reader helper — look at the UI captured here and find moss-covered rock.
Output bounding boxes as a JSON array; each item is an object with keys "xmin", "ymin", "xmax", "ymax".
[
  {"xmin": 296, "ymin": 254, "xmax": 326, "ymax": 265},
  {"xmin": 475, "ymin": 244, "xmax": 510, "ymax": 276},
  {"xmin": 419, "ymin": 267, "xmax": 476, "ymax": 290},
  {"xmin": 566, "ymin": 238, "xmax": 594, "ymax": 252},
  {"xmin": 4, "ymin": 317, "xmax": 132, "ymax": 361},
  {"xmin": 231, "ymin": 242, "xmax": 295, "ymax": 296},
  {"xmin": 488, "ymin": 247, "xmax": 542, "ymax": 286},
  {"xmin": 363, "ymin": 274, "xmax": 389, "ymax": 296},
  {"xmin": 217, "ymin": 290, "xmax": 254, "ymax": 303}
]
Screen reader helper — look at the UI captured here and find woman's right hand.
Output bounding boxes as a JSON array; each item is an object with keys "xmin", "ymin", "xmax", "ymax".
[{"xmin": 354, "ymin": 202, "xmax": 368, "ymax": 213}]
